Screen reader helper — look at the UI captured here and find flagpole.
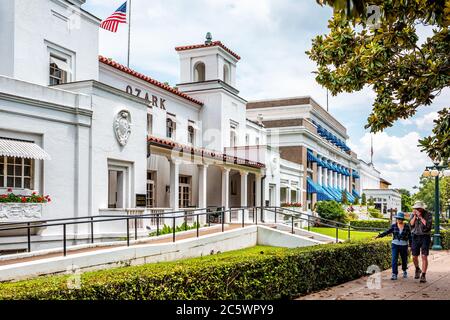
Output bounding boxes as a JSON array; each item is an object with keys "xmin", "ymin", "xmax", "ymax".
[{"xmin": 127, "ymin": 0, "xmax": 132, "ymax": 68}]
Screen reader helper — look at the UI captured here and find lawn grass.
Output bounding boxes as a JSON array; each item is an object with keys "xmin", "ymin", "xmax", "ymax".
[{"xmin": 306, "ymin": 227, "xmax": 378, "ymax": 241}]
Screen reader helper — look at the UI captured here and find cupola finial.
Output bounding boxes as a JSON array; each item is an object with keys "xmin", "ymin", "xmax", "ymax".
[{"xmin": 205, "ymin": 32, "xmax": 212, "ymax": 45}]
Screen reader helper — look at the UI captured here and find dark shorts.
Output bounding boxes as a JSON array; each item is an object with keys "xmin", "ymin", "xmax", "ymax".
[{"xmin": 411, "ymin": 234, "xmax": 431, "ymax": 257}]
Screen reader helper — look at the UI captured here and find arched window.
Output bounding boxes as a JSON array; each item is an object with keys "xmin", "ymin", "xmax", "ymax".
[
  {"xmin": 223, "ymin": 64, "xmax": 230, "ymax": 84},
  {"xmin": 194, "ymin": 62, "xmax": 206, "ymax": 82}
]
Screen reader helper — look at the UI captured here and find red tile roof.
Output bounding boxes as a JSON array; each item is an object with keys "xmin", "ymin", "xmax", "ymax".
[
  {"xmin": 175, "ymin": 41, "xmax": 241, "ymax": 61},
  {"xmin": 98, "ymin": 56, "xmax": 204, "ymax": 106},
  {"xmin": 148, "ymin": 136, "xmax": 265, "ymax": 169}
]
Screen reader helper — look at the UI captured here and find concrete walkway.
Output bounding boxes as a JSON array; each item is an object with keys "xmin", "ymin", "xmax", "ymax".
[{"xmin": 298, "ymin": 251, "xmax": 450, "ymax": 300}]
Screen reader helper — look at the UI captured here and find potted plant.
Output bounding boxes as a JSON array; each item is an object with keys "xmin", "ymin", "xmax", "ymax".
[{"xmin": 0, "ymin": 188, "xmax": 51, "ymax": 236}]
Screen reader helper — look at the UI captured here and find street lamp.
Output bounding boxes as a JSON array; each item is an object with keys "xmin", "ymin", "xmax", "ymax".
[{"xmin": 422, "ymin": 160, "xmax": 450, "ymax": 251}]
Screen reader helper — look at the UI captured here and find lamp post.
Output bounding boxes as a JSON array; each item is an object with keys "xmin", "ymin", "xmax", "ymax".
[{"xmin": 422, "ymin": 161, "xmax": 450, "ymax": 251}]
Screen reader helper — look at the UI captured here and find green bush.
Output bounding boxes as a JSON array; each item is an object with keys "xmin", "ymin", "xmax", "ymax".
[
  {"xmin": 441, "ymin": 229, "xmax": 449, "ymax": 250},
  {"xmin": 149, "ymin": 222, "xmax": 200, "ymax": 237},
  {"xmin": 315, "ymin": 201, "xmax": 348, "ymax": 223},
  {"xmin": 368, "ymin": 208, "xmax": 383, "ymax": 219},
  {"xmin": 0, "ymin": 240, "xmax": 392, "ymax": 300},
  {"xmin": 350, "ymin": 220, "xmax": 391, "ymax": 230}
]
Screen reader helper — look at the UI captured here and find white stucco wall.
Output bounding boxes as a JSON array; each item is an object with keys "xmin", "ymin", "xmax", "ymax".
[
  {"xmin": 0, "ymin": 76, "xmax": 92, "ymax": 235},
  {"xmin": 0, "ymin": 0, "xmax": 99, "ymax": 85}
]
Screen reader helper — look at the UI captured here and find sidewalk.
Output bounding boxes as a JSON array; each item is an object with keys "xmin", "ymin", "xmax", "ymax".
[{"xmin": 298, "ymin": 251, "xmax": 450, "ymax": 300}]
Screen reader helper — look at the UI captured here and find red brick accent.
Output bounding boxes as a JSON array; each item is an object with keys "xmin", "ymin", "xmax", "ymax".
[
  {"xmin": 98, "ymin": 56, "xmax": 204, "ymax": 106},
  {"xmin": 148, "ymin": 136, "xmax": 264, "ymax": 169},
  {"xmin": 175, "ymin": 41, "xmax": 241, "ymax": 60}
]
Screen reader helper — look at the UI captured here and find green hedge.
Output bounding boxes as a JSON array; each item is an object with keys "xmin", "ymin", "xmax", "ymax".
[
  {"xmin": 350, "ymin": 220, "xmax": 390, "ymax": 230},
  {"xmin": 0, "ymin": 240, "xmax": 391, "ymax": 300},
  {"xmin": 441, "ymin": 229, "xmax": 449, "ymax": 250}
]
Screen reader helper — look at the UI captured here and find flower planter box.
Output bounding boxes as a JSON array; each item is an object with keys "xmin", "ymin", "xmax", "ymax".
[{"xmin": 0, "ymin": 203, "xmax": 44, "ymax": 237}]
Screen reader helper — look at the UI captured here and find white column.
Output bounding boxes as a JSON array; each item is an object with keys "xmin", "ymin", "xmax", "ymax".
[
  {"xmin": 255, "ymin": 174, "xmax": 262, "ymax": 207},
  {"xmin": 328, "ymin": 169, "xmax": 333, "ymax": 188},
  {"xmin": 240, "ymin": 171, "xmax": 248, "ymax": 207},
  {"xmin": 339, "ymin": 174, "xmax": 343, "ymax": 190},
  {"xmin": 221, "ymin": 168, "xmax": 230, "ymax": 210},
  {"xmin": 324, "ymin": 168, "xmax": 328, "ymax": 187},
  {"xmin": 240, "ymin": 171, "xmax": 249, "ymax": 222},
  {"xmin": 198, "ymin": 164, "xmax": 208, "ymax": 209},
  {"xmin": 318, "ymin": 166, "xmax": 322, "ymax": 186},
  {"xmin": 170, "ymin": 159, "xmax": 180, "ymax": 211},
  {"xmin": 333, "ymin": 171, "xmax": 337, "ymax": 188}
]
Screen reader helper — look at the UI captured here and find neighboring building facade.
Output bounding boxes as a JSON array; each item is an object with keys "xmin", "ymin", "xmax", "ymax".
[
  {"xmin": 246, "ymin": 98, "xmax": 361, "ymax": 211},
  {"xmin": 364, "ymin": 188, "xmax": 402, "ymax": 218},
  {"xmin": 357, "ymin": 161, "xmax": 402, "ymax": 218}
]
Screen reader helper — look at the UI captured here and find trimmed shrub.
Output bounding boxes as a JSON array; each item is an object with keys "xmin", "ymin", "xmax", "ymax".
[
  {"xmin": 350, "ymin": 220, "xmax": 390, "ymax": 230},
  {"xmin": 441, "ymin": 229, "xmax": 449, "ymax": 250},
  {"xmin": 368, "ymin": 207, "xmax": 383, "ymax": 219},
  {"xmin": 0, "ymin": 240, "xmax": 391, "ymax": 300},
  {"xmin": 315, "ymin": 201, "xmax": 348, "ymax": 224}
]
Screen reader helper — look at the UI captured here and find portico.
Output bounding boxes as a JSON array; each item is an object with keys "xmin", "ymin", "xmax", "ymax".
[{"xmin": 147, "ymin": 136, "xmax": 264, "ymax": 219}]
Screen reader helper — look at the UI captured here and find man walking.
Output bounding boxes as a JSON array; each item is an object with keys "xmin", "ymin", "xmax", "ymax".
[{"xmin": 410, "ymin": 201, "xmax": 433, "ymax": 283}]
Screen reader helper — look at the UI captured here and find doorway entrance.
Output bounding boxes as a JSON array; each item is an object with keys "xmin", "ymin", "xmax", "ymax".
[{"xmin": 108, "ymin": 170, "xmax": 124, "ymax": 209}]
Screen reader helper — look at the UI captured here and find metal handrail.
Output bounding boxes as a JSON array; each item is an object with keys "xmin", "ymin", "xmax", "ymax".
[
  {"xmin": 0, "ymin": 206, "xmax": 262, "ymax": 256},
  {"xmin": 0, "ymin": 207, "xmax": 210, "ymax": 228},
  {"xmin": 0, "ymin": 206, "xmax": 385, "ymax": 257},
  {"xmin": 264, "ymin": 207, "xmax": 385, "ymax": 243}
]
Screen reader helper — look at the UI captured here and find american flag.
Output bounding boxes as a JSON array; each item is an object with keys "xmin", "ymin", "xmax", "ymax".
[{"xmin": 100, "ymin": 2, "xmax": 127, "ymax": 33}]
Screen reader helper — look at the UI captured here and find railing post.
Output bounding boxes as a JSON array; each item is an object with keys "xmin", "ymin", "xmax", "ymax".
[
  {"xmin": 222, "ymin": 211, "xmax": 225, "ymax": 232},
  {"xmin": 253, "ymin": 208, "xmax": 256, "ymax": 223},
  {"xmin": 336, "ymin": 227, "xmax": 339, "ymax": 243},
  {"xmin": 348, "ymin": 225, "xmax": 351, "ymax": 240},
  {"xmin": 255, "ymin": 207, "xmax": 258, "ymax": 225},
  {"xmin": 274, "ymin": 207, "xmax": 277, "ymax": 224},
  {"xmin": 157, "ymin": 214, "xmax": 160, "ymax": 236},
  {"xmin": 126, "ymin": 218, "xmax": 130, "ymax": 247},
  {"xmin": 134, "ymin": 217, "xmax": 138, "ymax": 240},
  {"xmin": 184, "ymin": 210, "xmax": 188, "ymax": 231},
  {"xmin": 196, "ymin": 213, "xmax": 199, "ymax": 238},
  {"xmin": 242, "ymin": 209, "xmax": 245, "ymax": 228},
  {"xmin": 90, "ymin": 217, "xmax": 94, "ymax": 244},
  {"xmin": 291, "ymin": 215, "xmax": 294, "ymax": 234},
  {"xmin": 308, "ymin": 216, "xmax": 310, "ymax": 232},
  {"xmin": 63, "ymin": 224, "xmax": 67, "ymax": 257},
  {"xmin": 27, "ymin": 222, "xmax": 31, "ymax": 253},
  {"xmin": 173, "ymin": 216, "xmax": 176, "ymax": 243}
]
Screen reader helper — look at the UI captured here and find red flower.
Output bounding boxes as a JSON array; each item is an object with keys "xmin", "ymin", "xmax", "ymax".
[
  {"xmin": 32, "ymin": 192, "xmax": 37, "ymax": 195},
  {"xmin": 7, "ymin": 188, "xmax": 13, "ymax": 193},
  {"xmin": 21, "ymin": 197, "xmax": 27, "ymax": 203}
]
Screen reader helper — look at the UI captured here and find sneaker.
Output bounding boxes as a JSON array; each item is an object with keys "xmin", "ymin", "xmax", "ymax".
[
  {"xmin": 415, "ymin": 267, "xmax": 422, "ymax": 279},
  {"xmin": 403, "ymin": 271, "xmax": 408, "ymax": 279},
  {"xmin": 391, "ymin": 274, "xmax": 398, "ymax": 281},
  {"xmin": 420, "ymin": 273, "xmax": 427, "ymax": 283}
]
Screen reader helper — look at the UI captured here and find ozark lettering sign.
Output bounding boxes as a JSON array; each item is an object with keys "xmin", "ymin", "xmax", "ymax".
[{"xmin": 126, "ymin": 85, "xmax": 166, "ymax": 110}]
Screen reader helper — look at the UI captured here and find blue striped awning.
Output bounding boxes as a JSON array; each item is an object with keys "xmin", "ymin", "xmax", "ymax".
[
  {"xmin": 307, "ymin": 150, "xmax": 318, "ymax": 163},
  {"xmin": 352, "ymin": 171, "xmax": 360, "ymax": 179},
  {"xmin": 352, "ymin": 189, "xmax": 360, "ymax": 198}
]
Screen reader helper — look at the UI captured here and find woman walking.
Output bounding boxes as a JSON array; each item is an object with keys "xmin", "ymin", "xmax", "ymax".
[{"xmin": 376, "ymin": 212, "xmax": 412, "ymax": 280}]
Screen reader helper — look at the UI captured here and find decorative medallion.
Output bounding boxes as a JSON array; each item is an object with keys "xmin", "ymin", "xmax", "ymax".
[{"xmin": 114, "ymin": 110, "xmax": 132, "ymax": 146}]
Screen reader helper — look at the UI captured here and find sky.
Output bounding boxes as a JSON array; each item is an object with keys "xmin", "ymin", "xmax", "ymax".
[{"xmin": 84, "ymin": 0, "xmax": 449, "ymax": 193}]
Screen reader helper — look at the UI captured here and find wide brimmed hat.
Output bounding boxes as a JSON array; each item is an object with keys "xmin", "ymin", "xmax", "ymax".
[
  {"xmin": 412, "ymin": 201, "xmax": 427, "ymax": 210},
  {"xmin": 394, "ymin": 212, "xmax": 406, "ymax": 220}
]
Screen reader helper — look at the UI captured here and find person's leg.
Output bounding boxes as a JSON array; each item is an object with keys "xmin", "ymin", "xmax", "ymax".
[
  {"xmin": 411, "ymin": 235, "xmax": 422, "ymax": 278},
  {"xmin": 392, "ymin": 244, "xmax": 399, "ymax": 277},
  {"xmin": 400, "ymin": 245, "xmax": 408, "ymax": 275},
  {"xmin": 421, "ymin": 235, "xmax": 430, "ymax": 274},
  {"xmin": 421, "ymin": 255, "xmax": 428, "ymax": 273}
]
